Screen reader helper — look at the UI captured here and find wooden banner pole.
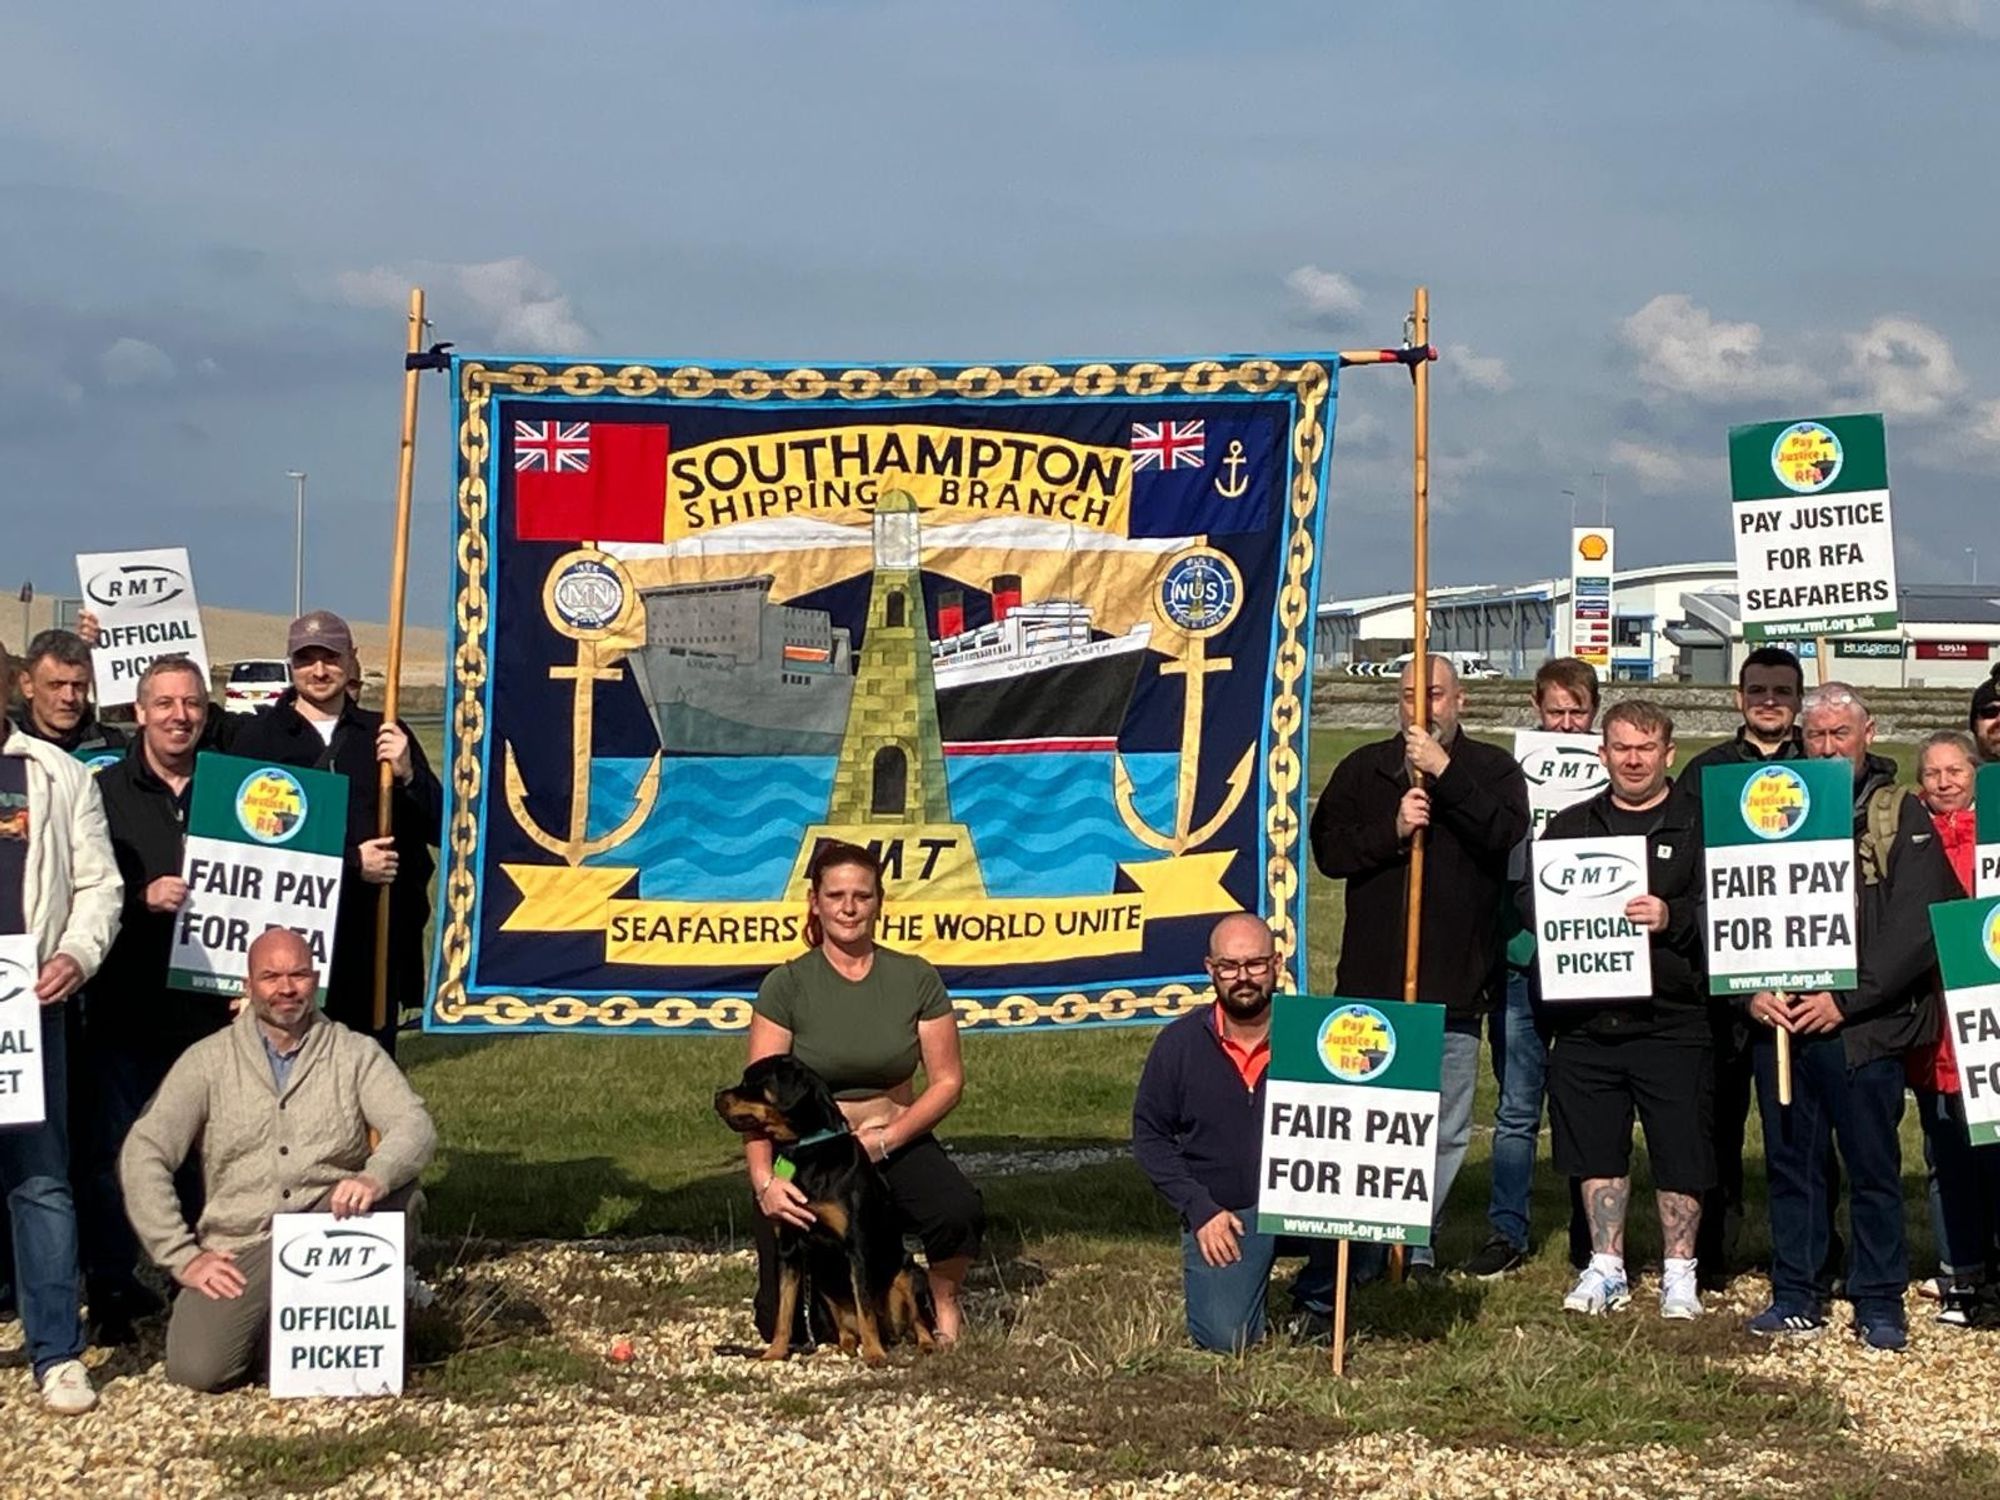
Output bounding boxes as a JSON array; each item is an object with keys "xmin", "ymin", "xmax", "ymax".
[
  {"xmin": 372, "ymin": 286, "xmax": 426, "ymax": 1035},
  {"xmin": 1390, "ymin": 286, "xmax": 1432, "ymax": 1284},
  {"xmin": 1331, "ymin": 1239, "xmax": 1351, "ymax": 1376},
  {"xmin": 1769, "ymin": 639, "xmax": 1831, "ymax": 1105}
]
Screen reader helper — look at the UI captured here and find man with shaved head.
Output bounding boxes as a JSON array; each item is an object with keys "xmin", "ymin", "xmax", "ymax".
[
  {"xmin": 120, "ymin": 928, "xmax": 437, "ymax": 1391},
  {"xmin": 1312, "ymin": 653, "xmax": 1530, "ymax": 1278},
  {"xmin": 1133, "ymin": 914, "xmax": 1335, "ymax": 1350}
]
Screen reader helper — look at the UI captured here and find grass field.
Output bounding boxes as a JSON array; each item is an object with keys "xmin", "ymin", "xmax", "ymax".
[{"xmin": 313, "ymin": 724, "xmax": 1990, "ymax": 1497}]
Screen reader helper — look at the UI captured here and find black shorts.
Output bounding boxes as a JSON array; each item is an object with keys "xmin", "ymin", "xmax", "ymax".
[{"xmin": 1548, "ymin": 1031, "xmax": 1715, "ymax": 1194}]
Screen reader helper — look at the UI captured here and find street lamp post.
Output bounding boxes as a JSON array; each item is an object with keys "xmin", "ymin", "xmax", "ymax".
[
  {"xmin": 1968, "ymin": 546, "xmax": 1979, "ymax": 584},
  {"xmin": 287, "ymin": 471, "xmax": 307, "ymax": 617}
]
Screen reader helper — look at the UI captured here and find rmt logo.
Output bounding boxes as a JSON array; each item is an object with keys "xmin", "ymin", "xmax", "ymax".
[{"xmin": 278, "ymin": 1227, "xmax": 397, "ymax": 1284}]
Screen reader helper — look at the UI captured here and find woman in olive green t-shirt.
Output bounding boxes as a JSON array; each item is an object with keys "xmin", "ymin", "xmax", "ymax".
[{"xmin": 743, "ymin": 840, "xmax": 984, "ymax": 1343}]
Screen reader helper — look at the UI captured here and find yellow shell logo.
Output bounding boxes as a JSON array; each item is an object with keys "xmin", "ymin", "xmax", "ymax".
[
  {"xmin": 236, "ymin": 768, "xmax": 308, "ymax": 846},
  {"xmin": 1740, "ymin": 765, "xmax": 1810, "ymax": 841},
  {"xmin": 1983, "ymin": 904, "xmax": 2000, "ymax": 969},
  {"xmin": 1577, "ymin": 532, "xmax": 1609, "ymax": 563},
  {"xmin": 1317, "ymin": 1004, "xmax": 1397, "ymax": 1083}
]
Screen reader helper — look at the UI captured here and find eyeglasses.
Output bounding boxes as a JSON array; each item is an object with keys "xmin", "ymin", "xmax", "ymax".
[
  {"xmin": 1977, "ymin": 704, "xmax": 2000, "ymax": 723},
  {"xmin": 1208, "ymin": 957, "xmax": 1276, "ymax": 978}
]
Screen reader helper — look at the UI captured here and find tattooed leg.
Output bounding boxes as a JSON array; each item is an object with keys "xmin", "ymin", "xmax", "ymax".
[
  {"xmin": 1657, "ymin": 1191, "xmax": 1702, "ymax": 1262},
  {"xmin": 1582, "ymin": 1177, "xmax": 1630, "ymax": 1257}
]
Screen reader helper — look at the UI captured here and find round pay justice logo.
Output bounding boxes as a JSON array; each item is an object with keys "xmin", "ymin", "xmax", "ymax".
[
  {"xmin": 1770, "ymin": 421, "xmax": 1844, "ymax": 494},
  {"xmin": 1983, "ymin": 904, "xmax": 2000, "ymax": 969},
  {"xmin": 1316, "ymin": 1004, "xmax": 1397, "ymax": 1084},
  {"xmin": 236, "ymin": 768, "xmax": 309, "ymax": 846},
  {"xmin": 1739, "ymin": 764, "xmax": 1811, "ymax": 840}
]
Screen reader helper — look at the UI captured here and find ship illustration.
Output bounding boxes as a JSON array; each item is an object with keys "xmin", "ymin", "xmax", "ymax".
[
  {"xmin": 627, "ymin": 576, "xmax": 856, "ymax": 757},
  {"xmin": 629, "ymin": 570, "xmax": 1151, "ymax": 757},
  {"xmin": 931, "ymin": 575, "xmax": 1152, "ymax": 752}
]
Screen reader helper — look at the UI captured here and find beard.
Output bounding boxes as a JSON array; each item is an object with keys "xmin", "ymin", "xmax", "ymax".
[{"xmin": 1217, "ymin": 983, "xmax": 1272, "ymax": 1022}]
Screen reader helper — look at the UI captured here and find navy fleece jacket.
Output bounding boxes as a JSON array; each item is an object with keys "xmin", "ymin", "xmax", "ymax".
[{"xmin": 1131, "ymin": 1005, "xmax": 1266, "ymax": 1230}]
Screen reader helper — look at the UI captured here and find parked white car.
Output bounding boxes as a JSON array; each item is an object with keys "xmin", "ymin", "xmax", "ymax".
[{"xmin": 224, "ymin": 658, "xmax": 290, "ymax": 714}]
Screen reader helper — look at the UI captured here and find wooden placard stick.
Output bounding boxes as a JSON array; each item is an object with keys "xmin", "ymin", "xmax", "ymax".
[{"xmin": 372, "ymin": 287, "xmax": 427, "ymax": 1034}]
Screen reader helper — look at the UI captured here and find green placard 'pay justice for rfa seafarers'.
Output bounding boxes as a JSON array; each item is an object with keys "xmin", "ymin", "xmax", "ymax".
[
  {"xmin": 1701, "ymin": 759, "xmax": 1857, "ymax": 994},
  {"xmin": 1256, "ymin": 997, "xmax": 1445, "ymax": 1245}
]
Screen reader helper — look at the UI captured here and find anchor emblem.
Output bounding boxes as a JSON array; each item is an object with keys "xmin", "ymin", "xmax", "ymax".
[
  {"xmin": 1213, "ymin": 439, "xmax": 1249, "ymax": 499},
  {"xmin": 1113, "ymin": 548, "xmax": 1254, "ymax": 855},
  {"xmin": 504, "ymin": 550, "xmax": 661, "ymax": 866}
]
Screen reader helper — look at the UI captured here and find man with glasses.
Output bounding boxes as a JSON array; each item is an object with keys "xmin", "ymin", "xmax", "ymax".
[
  {"xmin": 1679, "ymin": 645, "xmax": 1808, "ymax": 1288},
  {"xmin": 1133, "ymin": 914, "xmax": 1334, "ymax": 1350},
  {"xmin": 1466, "ymin": 658, "xmax": 1600, "ymax": 1279},
  {"xmin": 1746, "ymin": 683, "xmax": 1954, "ymax": 1350},
  {"xmin": 1312, "ymin": 655, "xmax": 1530, "ymax": 1279}
]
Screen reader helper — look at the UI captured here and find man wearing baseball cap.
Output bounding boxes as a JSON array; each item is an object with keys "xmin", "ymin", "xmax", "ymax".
[
  {"xmin": 227, "ymin": 611, "xmax": 440, "ymax": 1053},
  {"xmin": 1968, "ymin": 664, "xmax": 2000, "ymax": 765}
]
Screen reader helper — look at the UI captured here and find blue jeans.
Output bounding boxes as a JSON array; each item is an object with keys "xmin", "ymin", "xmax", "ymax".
[
  {"xmin": 0, "ymin": 1004, "xmax": 85, "ymax": 1379},
  {"xmin": 1486, "ymin": 972, "xmax": 1546, "ymax": 1251},
  {"xmin": 1181, "ymin": 1228, "xmax": 1331, "ymax": 1352},
  {"xmin": 1349, "ymin": 1017, "xmax": 1481, "ymax": 1276},
  {"xmin": 1916, "ymin": 1087, "xmax": 2000, "ymax": 1285},
  {"xmin": 1754, "ymin": 1035, "xmax": 1906, "ymax": 1324}
]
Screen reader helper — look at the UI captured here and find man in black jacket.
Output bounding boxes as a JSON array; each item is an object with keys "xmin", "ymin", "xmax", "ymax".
[
  {"xmin": 1678, "ymin": 644, "xmax": 1807, "ymax": 1288},
  {"xmin": 1533, "ymin": 701, "xmax": 1710, "ymax": 1320},
  {"xmin": 1746, "ymin": 682, "xmax": 1955, "ymax": 1351},
  {"xmin": 78, "ymin": 655, "xmax": 231, "ymax": 1343},
  {"xmin": 9, "ymin": 629, "xmax": 131, "ymax": 760},
  {"xmin": 1310, "ymin": 655, "xmax": 1529, "ymax": 1274},
  {"xmin": 225, "ymin": 611, "xmax": 440, "ymax": 1052}
]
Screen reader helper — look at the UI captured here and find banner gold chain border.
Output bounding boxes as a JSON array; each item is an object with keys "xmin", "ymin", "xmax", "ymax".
[{"xmin": 434, "ymin": 358, "xmax": 1331, "ymax": 1030}]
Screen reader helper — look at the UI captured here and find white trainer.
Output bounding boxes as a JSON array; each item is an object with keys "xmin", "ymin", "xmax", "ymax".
[
  {"xmin": 1660, "ymin": 1267, "xmax": 1703, "ymax": 1321},
  {"xmin": 40, "ymin": 1359, "xmax": 97, "ymax": 1415},
  {"xmin": 1563, "ymin": 1265, "xmax": 1632, "ymax": 1315}
]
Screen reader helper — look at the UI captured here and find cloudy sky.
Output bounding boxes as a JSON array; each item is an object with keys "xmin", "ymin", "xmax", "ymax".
[{"xmin": 4, "ymin": 1, "xmax": 1997, "ymax": 627}]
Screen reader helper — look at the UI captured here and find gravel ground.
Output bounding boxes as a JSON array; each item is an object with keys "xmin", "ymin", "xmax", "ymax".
[{"xmin": 0, "ymin": 1245, "xmax": 1995, "ymax": 1499}]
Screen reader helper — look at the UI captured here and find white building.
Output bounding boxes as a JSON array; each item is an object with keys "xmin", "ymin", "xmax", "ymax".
[
  {"xmin": 1318, "ymin": 563, "xmax": 2000, "ymax": 688},
  {"xmin": 1316, "ymin": 561, "xmax": 1736, "ymax": 681}
]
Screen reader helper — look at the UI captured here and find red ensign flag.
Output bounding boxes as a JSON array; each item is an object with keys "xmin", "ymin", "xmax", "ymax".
[{"xmin": 511, "ymin": 419, "xmax": 670, "ymax": 542}]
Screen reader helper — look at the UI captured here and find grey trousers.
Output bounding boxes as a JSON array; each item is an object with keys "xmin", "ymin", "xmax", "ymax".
[{"xmin": 164, "ymin": 1182, "xmax": 422, "ymax": 1393}]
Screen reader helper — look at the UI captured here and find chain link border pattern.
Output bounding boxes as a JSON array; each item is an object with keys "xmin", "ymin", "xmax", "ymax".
[{"xmin": 432, "ymin": 357, "xmax": 1332, "ymax": 1032}]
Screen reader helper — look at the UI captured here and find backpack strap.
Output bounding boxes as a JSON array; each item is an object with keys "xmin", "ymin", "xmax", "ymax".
[{"xmin": 1857, "ymin": 784, "xmax": 1910, "ymax": 888}]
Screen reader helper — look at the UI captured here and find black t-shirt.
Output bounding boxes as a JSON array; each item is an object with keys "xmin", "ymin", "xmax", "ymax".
[
  {"xmin": 1599, "ymin": 799, "xmax": 1667, "ymax": 839},
  {"xmin": 0, "ymin": 754, "xmax": 29, "ymax": 936}
]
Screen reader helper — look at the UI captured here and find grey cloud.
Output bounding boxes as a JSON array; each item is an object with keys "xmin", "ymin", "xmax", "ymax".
[
  {"xmin": 1797, "ymin": 0, "xmax": 1998, "ymax": 46},
  {"xmin": 99, "ymin": 336, "xmax": 176, "ymax": 388}
]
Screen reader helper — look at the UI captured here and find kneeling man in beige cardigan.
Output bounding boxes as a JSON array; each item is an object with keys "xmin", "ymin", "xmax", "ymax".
[{"xmin": 119, "ymin": 928, "xmax": 437, "ymax": 1391}]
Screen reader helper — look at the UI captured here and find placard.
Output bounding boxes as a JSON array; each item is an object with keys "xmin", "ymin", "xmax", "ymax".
[
  {"xmin": 1255, "ymin": 996, "xmax": 1444, "ymax": 1245},
  {"xmin": 1514, "ymin": 730, "xmax": 1609, "ymax": 839},
  {"xmin": 75, "ymin": 547, "xmax": 211, "ymax": 708},
  {"xmin": 1926, "ymin": 897, "xmax": 2000, "ymax": 1146},
  {"xmin": 1569, "ymin": 527, "xmax": 1615, "ymax": 669},
  {"xmin": 168, "ymin": 753, "xmax": 348, "ymax": 1000},
  {"xmin": 0, "ymin": 935, "xmax": 48, "ymax": 1128},
  {"xmin": 1530, "ymin": 836, "xmax": 1653, "ymax": 1003},
  {"xmin": 1727, "ymin": 414, "xmax": 1897, "ymax": 640},
  {"xmin": 1701, "ymin": 759, "xmax": 1857, "ymax": 993},
  {"xmin": 269, "ymin": 1212, "xmax": 406, "ymax": 1398},
  {"xmin": 1977, "ymin": 765, "xmax": 2000, "ymax": 899}
]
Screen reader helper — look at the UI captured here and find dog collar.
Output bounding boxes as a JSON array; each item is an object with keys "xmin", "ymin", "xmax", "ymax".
[{"xmin": 785, "ymin": 1126, "xmax": 851, "ymax": 1151}]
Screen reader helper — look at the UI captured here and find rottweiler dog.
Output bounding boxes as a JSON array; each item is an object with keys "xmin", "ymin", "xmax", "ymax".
[{"xmin": 714, "ymin": 1054, "xmax": 937, "ymax": 1366}]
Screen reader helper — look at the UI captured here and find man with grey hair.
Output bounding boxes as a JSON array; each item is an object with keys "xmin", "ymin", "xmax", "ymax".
[
  {"xmin": 0, "ymin": 636, "xmax": 122, "ymax": 1411},
  {"xmin": 1312, "ymin": 654, "xmax": 1530, "ymax": 1278},
  {"xmin": 1745, "ymin": 682, "xmax": 1955, "ymax": 1351}
]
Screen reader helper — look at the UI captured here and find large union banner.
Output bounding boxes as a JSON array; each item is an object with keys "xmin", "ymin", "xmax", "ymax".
[{"xmin": 428, "ymin": 355, "xmax": 1338, "ymax": 1034}]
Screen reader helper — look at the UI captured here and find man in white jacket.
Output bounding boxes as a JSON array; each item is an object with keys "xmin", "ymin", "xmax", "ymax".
[{"xmin": 0, "ymin": 638, "xmax": 122, "ymax": 1413}]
